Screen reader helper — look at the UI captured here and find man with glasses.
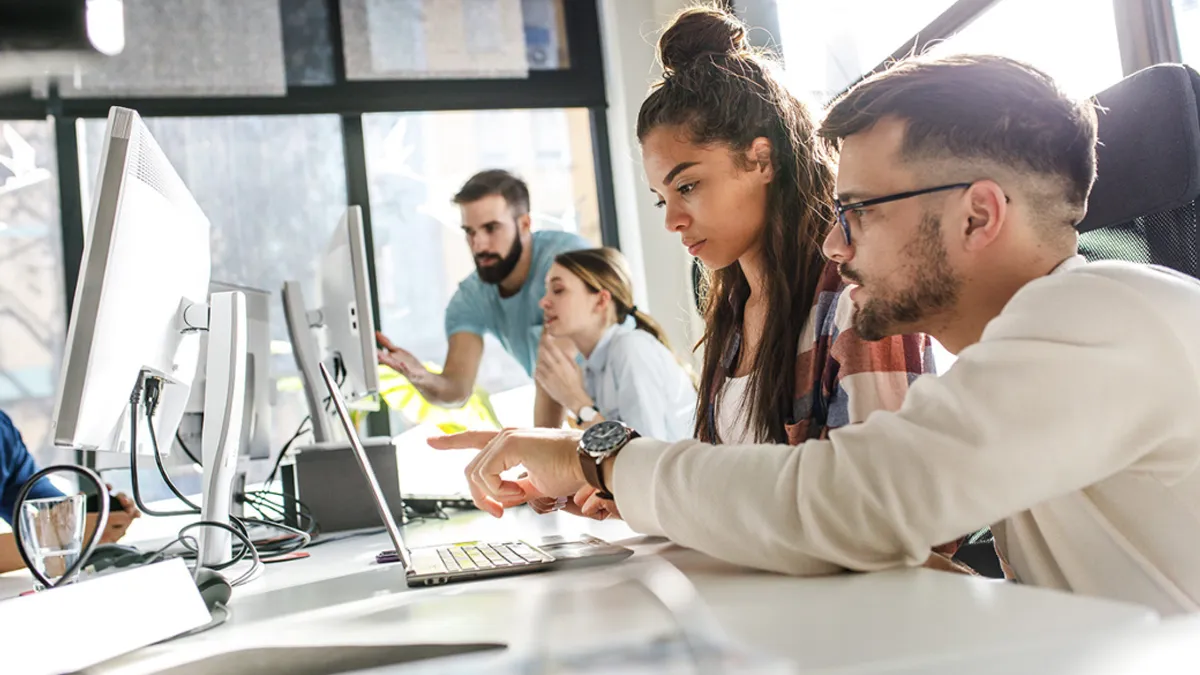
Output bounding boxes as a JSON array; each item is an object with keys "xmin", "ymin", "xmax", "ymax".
[{"xmin": 433, "ymin": 55, "xmax": 1200, "ymax": 615}]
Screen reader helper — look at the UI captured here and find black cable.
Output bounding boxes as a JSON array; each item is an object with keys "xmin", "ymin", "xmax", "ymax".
[
  {"xmin": 134, "ymin": 378, "xmax": 297, "ymax": 570},
  {"xmin": 243, "ymin": 496, "xmax": 313, "ymax": 538},
  {"xmin": 175, "ymin": 431, "xmax": 202, "ymax": 466},
  {"xmin": 243, "ymin": 495, "xmax": 283, "ymax": 522},
  {"xmin": 264, "ymin": 415, "xmax": 312, "ymax": 487},
  {"xmin": 302, "ymin": 527, "xmax": 386, "ymax": 548},
  {"xmin": 242, "ymin": 490, "xmax": 318, "ymax": 535},
  {"xmin": 177, "ymin": 520, "xmax": 262, "ymax": 585},
  {"xmin": 176, "ymin": 519, "xmax": 252, "ymax": 571},
  {"xmin": 235, "ymin": 517, "xmax": 311, "ymax": 556},
  {"xmin": 237, "ymin": 491, "xmax": 317, "ymax": 553},
  {"xmin": 11, "ymin": 465, "xmax": 109, "ymax": 589},
  {"xmin": 144, "ymin": 378, "xmax": 202, "ymax": 512},
  {"xmin": 149, "ymin": 423, "xmax": 201, "ymax": 512},
  {"xmin": 128, "ymin": 379, "xmax": 197, "ymax": 518}
]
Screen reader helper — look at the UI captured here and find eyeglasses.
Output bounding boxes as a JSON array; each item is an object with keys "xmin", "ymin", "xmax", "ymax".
[{"xmin": 834, "ymin": 183, "xmax": 973, "ymax": 246}]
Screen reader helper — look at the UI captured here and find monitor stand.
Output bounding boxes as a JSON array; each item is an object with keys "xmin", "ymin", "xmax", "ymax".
[{"xmin": 196, "ymin": 290, "xmax": 248, "ymax": 567}]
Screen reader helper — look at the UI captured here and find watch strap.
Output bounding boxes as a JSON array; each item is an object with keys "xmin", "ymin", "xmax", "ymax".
[
  {"xmin": 577, "ymin": 427, "xmax": 639, "ymax": 500},
  {"xmin": 578, "ymin": 453, "xmax": 612, "ymax": 500},
  {"xmin": 575, "ymin": 405, "xmax": 597, "ymax": 426}
]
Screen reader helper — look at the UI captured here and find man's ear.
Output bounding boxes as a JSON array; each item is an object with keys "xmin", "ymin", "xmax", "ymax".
[
  {"xmin": 746, "ymin": 137, "xmax": 774, "ymax": 184},
  {"xmin": 517, "ymin": 212, "xmax": 533, "ymax": 234},
  {"xmin": 960, "ymin": 180, "xmax": 1007, "ymax": 252}
]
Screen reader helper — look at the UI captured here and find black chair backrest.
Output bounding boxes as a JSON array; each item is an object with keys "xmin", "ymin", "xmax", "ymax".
[{"xmin": 1077, "ymin": 64, "xmax": 1200, "ymax": 279}]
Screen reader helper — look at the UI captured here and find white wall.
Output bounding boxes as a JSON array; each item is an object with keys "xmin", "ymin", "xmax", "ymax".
[{"xmin": 598, "ymin": 0, "xmax": 705, "ymax": 367}]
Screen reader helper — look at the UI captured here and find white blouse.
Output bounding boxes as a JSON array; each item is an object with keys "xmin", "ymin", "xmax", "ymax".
[{"xmin": 581, "ymin": 321, "xmax": 696, "ymax": 442}]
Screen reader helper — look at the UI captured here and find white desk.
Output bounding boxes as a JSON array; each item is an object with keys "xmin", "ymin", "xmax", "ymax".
[
  {"xmin": 3, "ymin": 509, "xmax": 1160, "ymax": 674},
  {"xmin": 861, "ymin": 613, "xmax": 1200, "ymax": 675}
]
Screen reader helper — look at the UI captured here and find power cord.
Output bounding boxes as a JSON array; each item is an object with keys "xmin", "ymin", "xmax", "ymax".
[
  {"xmin": 175, "ymin": 520, "xmax": 263, "ymax": 586},
  {"xmin": 144, "ymin": 378, "xmax": 202, "ymax": 512},
  {"xmin": 175, "ymin": 430, "xmax": 202, "ymax": 466},
  {"xmin": 301, "ymin": 527, "xmax": 386, "ymax": 548},
  {"xmin": 128, "ymin": 376, "xmax": 197, "ymax": 518},
  {"xmin": 125, "ymin": 375, "xmax": 312, "ymax": 573},
  {"xmin": 12, "ymin": 465, "xmax": 109, "ymax": 589},
  {"xmin": 264, "ymin": 414, "xmax": 312, "ymax": 487},
  {"xmin": 239, "ymin": 489, "xmax": 318, "ymax": 536}
]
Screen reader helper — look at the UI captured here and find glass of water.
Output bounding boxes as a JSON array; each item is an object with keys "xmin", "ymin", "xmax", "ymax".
[{"xmin": 19, "ymin": 494, "xmax": 87, "ymax": 587}]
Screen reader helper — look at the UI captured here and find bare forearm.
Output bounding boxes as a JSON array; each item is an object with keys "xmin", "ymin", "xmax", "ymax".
[
  {"xmin": 413, "ymin": 372, "xmax": 471, "ymax": 408},
  {"xmin": 534, "ymin": 386, "xmax": 566, "ymax": 428},
  {"xmin": 0, "ymin": 533, "xmax": 25, "ymax": 573},
  {"xmin": 0, "ymin": 515, "xmax": 109, "ymax": 574}
]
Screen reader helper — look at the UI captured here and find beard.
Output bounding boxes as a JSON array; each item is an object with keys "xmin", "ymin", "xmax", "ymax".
[
  {"xmin": 848, "ymin": 211, "xmax": 960, "ymax": 341},
  {"xmin": 475, "ymin": 234, "xmax": 524, "ymax": 285}
]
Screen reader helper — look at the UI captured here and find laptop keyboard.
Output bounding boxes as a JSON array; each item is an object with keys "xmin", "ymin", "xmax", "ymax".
[{"xmin": 437, "ymin": 542, "xmax": 550, "ymax": 572}]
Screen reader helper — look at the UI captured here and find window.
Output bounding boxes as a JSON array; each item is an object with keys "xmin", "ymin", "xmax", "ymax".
[
  {"xmin": 1174, "ymin": 0, "xmax": 1200, "ymax": 66},
  {"xmin": 55, "ymin": 0, "xmax": 288, "ymax": 97},
  {"xmin": 0, "ymin": 121, "xmax": 66, "ymax": 459},
  {"xmin": 930, "ymin": 0, "xmax": 1124, "ymax": 99},
  {"xmin": 341, "ymin": 0, "xmax": 571, "ymax": 80},
  {"xmin": 79, "ymin": 115, "xmax": 347, "ymax": 458},
  {"xmin": 777, "ymin": 0, "xmax": 959, "ymax": 102},
  {"xmin": 363, "ymin": 108, "xmax": 600, "ymax": 397},
  {"xmin": 281, "ymin": 0, "xmax": 339, "ymax": 86},
  {"xmin": 521, "ymin": 0, "xmax": 571, "ymax": 70}
]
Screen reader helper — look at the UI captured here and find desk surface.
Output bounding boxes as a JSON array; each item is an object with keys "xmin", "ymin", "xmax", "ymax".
[{"xmin": 3, "ymin": 508, "xmax": 1159, "ymax": 675}]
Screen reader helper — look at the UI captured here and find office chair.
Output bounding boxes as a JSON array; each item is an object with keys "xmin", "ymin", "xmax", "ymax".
[{"xmin": 1077, "ymin": 63, "xmax": 1200, "ymax": 277}]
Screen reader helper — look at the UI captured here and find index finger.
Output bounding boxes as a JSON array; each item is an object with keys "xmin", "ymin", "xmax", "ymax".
[
  {"xmin": 473, "ymin": 435, "xmax": 530, "ymax": 503},
  {"xmin": 427, "ymin": 431, "xmax": 499, "ymax": 450}
]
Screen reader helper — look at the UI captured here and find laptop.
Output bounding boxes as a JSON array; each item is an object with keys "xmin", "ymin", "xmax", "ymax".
[{"xmin": 318, "ymin": 362, "xmax": 631, "ymax": 587}]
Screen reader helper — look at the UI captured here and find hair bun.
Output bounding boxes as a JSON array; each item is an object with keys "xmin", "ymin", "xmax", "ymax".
[{"xmin": 658, "ymin": 7, "xmax": 749, "ymax": 74}]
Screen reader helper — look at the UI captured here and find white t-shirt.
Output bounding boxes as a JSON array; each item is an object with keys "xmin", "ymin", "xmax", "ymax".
[{"xmin": 715, "ymin": 375, "xmax": 756, "ymax": 444}]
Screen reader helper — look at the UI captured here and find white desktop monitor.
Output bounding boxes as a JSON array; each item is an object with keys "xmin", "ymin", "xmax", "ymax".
[
  {"xmin": 52, "ymin": 106, "xmax": 210, "ymax": 455},
  {"xmin": 317, "ymin": 205, "xmax": 380, "ymax": 406},
  {"xmin": 51, "ymin": 106, "xmax": 248, "ymax": 568}
]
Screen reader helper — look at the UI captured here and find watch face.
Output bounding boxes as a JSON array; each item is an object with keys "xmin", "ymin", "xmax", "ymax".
[{"xmin": 582, "ymin": 420, "xmax": 628, "ymax": 457}]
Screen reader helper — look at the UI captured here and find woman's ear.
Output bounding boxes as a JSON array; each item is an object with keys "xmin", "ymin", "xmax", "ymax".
[
  {"xmin": 747, "ymin": 137, "xmax": 774, "ymax": 184},
  {"xmin": 593, "ymin": 289, "xmax": 612, "ymax": 316}
]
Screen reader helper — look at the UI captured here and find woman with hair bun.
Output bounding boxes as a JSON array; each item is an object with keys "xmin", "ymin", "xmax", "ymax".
[
  {"xmin": 640, "ymin": 5, "xmax": 934, "ymax": 447},
  {"xmin": 633, "ymin": 6, "xmax": 970, "ymax": 564}
]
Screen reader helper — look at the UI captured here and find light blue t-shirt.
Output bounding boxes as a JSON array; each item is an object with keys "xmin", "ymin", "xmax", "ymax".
[{"xmin": 444, "ymin": 230, "xmax": 590, "ymax": 375}]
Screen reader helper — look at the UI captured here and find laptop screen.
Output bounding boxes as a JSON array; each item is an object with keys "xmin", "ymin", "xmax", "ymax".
[{"xmin": 318, "ymin": 362, "xmax": 413, "ymax": 571}]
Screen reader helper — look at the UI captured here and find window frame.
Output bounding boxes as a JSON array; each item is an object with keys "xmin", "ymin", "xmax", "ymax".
[
  {"xmin": 0, "ymin": 0, "xmax": 618, "ymax": 448},
  {"xmin": 811, "ymin": 0, "xmax": 1182, "ymax": 104}
]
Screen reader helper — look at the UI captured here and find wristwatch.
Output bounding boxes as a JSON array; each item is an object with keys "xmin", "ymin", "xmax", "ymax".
[
  {"xmin": 577, "ymin": 420, "xmax": 639, "ymax": 500},
  {"xmin": 574, "ymin": 405, "xmax": 599, "ymax": 426}
]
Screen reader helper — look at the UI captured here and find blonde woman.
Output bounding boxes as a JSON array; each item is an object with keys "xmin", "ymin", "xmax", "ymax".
[{"xmin": 535, "ymin": 247, "xmax": 695, "ymax": 442}]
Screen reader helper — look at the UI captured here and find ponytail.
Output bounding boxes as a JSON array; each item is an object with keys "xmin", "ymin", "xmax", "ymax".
[{"xmin": 627, "ymin": 306, "xmax": 671, "ymax": 351}]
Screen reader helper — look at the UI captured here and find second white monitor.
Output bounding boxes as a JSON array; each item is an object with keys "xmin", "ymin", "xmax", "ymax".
[{"xmin": 319, "ymin": 205, "xmax": 381, "ymax": 405}]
